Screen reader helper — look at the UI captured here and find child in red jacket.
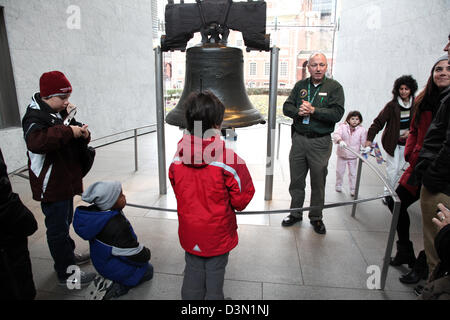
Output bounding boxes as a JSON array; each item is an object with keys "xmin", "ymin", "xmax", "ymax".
[{"xmin": 169, "ymin": 91, "xmax": 255, "ymax": 300}]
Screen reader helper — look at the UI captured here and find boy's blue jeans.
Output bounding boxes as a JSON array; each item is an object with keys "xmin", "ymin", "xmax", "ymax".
[{"xmin": 41, "ymin": 199, "xmax": 76, "ymax": 280}]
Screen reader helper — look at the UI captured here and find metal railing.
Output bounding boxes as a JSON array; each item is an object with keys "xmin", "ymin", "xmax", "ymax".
[
  {"xmin": 126, "ymin": 139, "xmax": 400, "ymax": 290},
  {"xmin": 90, "ymin": 124, "xmax": 157, "ymax": 172},
  {"xmin": 13, "ymin": 119, "xmax": 401, "ymax": 290},
  {"xmin": 11, "ymin": 123, "xmax": 157, "ymax": 178},
  {"xmin": 10, "ymin": 46, "xmax": 400, "ymax": 292},
  {"xmin": 340, "ymin": 144, "xmax": 401, "ymax": 291},
  {"xmin": 273, "ymin": 120, "xmax": 400, "ymax": 289}
]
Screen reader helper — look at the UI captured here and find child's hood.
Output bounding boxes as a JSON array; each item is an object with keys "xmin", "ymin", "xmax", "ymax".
[
  {"xmin": 173, "ymin": 133, "xmax": 226, "ymax": 168},
  {"xmin": 73, "ymin": 206, "xmax": 121, "ymax": 240}
]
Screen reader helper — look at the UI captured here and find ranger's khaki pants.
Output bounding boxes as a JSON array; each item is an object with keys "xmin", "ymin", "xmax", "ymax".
[
  {"xmin": 288, "ymin": 132, "xmax": 332, "ymax": 221},
  {"xmin": 420, "ymin": 186, "xmax": 450, "ymax": 275}
]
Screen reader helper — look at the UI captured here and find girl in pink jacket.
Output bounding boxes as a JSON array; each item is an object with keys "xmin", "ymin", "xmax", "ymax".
[{"xmin": 332, "ymin": 111, "xmax": 367, "ymax": 196}]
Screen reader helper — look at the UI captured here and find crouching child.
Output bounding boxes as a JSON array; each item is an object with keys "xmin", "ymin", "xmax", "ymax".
[{"xmin": 73, "ymin": 181, "xmax": 153, "ymax": 300}]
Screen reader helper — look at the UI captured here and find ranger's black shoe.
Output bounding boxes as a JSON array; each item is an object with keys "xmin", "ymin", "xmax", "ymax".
[
  {"xmin": 281, "ymin": 214, "xmax": 302, "ymax": 227},
  {"xmin": 310, "ymin": 220, "xmax": 326, "ymax": 234}
]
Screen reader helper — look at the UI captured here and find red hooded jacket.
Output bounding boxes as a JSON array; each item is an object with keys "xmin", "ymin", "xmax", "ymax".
[
  {"xmin": 398, "ymin": 110, "xmax": 434, "ymax": 195},
  {"xmin": 169, "ymin": 134, "xmax": 255, "ymax": 257}
]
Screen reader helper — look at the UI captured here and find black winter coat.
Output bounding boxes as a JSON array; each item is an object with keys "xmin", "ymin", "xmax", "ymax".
[{"xmin": 0, "ymin": 149, "xmax": 37, "ymax": 246}]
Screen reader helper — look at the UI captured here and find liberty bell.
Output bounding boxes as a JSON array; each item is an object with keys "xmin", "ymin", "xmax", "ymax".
[
  {"xmin": 162, "ymin": 0, "xmax": 269, "ymax": 129},
  {"xmin": 166, "ymin": 43, "xmax": 265, "ymax": 129}
]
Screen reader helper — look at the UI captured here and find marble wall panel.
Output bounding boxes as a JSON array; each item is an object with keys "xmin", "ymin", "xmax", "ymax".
[
  {"xmin": 333, "ymin": 0, "xmax": 449, "ymax": 155},
  {"xmin": 0, "ymin": 0, "xmax": 156, "ymax": 171}
]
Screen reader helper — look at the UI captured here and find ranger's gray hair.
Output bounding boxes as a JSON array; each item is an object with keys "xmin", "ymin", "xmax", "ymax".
[{"xmin": 307, "ymin": 52, "xmax": 328, "ymax": 65}]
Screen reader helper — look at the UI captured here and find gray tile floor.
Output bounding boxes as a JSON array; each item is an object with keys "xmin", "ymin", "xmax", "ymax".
[{"xmin": 10, "ymin": 123, "xmax": 422, "ymax": 300}]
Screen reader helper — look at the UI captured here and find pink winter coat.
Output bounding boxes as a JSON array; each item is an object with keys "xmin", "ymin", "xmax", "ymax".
[{"xmin": 333, "ymin": 122, "xmax": 367, "ymax": 159}]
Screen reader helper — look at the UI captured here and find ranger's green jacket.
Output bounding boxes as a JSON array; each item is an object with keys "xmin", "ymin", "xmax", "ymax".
[{"xmin": 283, "ymin": 77, "xmax": 345, "ymax": 135}]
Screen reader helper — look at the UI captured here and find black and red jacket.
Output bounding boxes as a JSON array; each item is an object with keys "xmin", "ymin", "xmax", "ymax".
[
  {"xmin": 399, "ymin": 110, "xmax": 434, "ymax": 195},
  {"xmin": 21, "ymin": 93, "xmax": 89, "ymax": 202},
  {"xmin": 415, "ymin": 87, "xmax": 450, "ymax": 195}
]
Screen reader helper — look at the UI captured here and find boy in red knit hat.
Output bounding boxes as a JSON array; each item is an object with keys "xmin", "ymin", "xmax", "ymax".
[{"xmin": 21, "ymin": 71, "xmax": 96, "ymax": 287}]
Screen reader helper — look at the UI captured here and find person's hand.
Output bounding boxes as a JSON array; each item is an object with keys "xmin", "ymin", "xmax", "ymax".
[
  {"xmin": 400, "ymin": 130, "xmax": 410, "ymax": 139},
  {"xmin": 361, "ymin": 146, "xmax": 371, "ymax": 154},
  {"xmin": 298, "ymin": 100, "xmax": 308, "ymax": 116},
  {"xmin": 299, "ymin": 100, "xmax": 315, "ymax": 116},
  {"xmin": 71, "ymin": 125, "xmax": 89, "ymax": 139},
  {"xmin": 298, "ymin": 108, "xmax": 307, "ymax": 116},
  {"xmin": 80, "ymin": 124, "xmax": 90, "ymax": 139},
  {"xmin": 66, "ymin": 103, "xmax": 76, "ymax": 114},
  {"xmin": 364, "ymin": 141, "xmax": 372, "ymax": 148},
  {"xmin": 432, "ymin": 203, "xmax": 450, "ymax": 231},
  {"xmin": 70, "ymin": 125, "xmax": 83, "ymax": 138},
  {"xmin": 339, "ymin": 140, "xmax": 347, "ymax": 148}
]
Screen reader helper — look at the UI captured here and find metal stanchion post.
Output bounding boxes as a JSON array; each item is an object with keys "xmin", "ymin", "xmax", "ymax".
[
  {"xmin": 264, "ymin": 47, "xmax": 279, "ymax": 201},
  {"xmin": 380, "ymin": 198, "xmax": 401, "ymax": 290},
  {"xmin": 154, "ymin": 46, "xmax": 167, "ymax": 195},
  {"xmin": 276, "ymin": 122, "xmax": 281, "ymax": 160},
  {"xmin": 351, "ymin": 157, "xmax": 363, "ymax": 217},
  {"xmin": 134, "ymin": 128, "xmax": 138, "ymax": 171},
  {"xmin": 341, "ymin": 145, "xmax": 400, "ymax": 290}
]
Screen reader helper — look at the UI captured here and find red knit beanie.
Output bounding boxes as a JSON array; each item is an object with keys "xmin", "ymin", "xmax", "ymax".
[{"xmin": 39, "ymin": 71, "xmax": 72, "ymax": 98}]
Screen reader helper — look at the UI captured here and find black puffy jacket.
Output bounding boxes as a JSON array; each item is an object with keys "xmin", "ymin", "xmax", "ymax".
[{"xmin": 0, "ymin": 149, "xmax": 37, "ymax": 246}]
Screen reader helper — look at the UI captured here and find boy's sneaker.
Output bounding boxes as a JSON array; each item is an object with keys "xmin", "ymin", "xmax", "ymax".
[
  {"xmin": 58, "ymin": 270, "xmax": 96, "ymax": 287},
  {"xmin": 413, "ymin": 284, "xmax": 424, "ymax": 297},
  {"xmin": 103, "ymin": 282, "xmax": 129, "ymax": 300},
  {"xmin": 75, "ymin": 252, "xmax": 91, "ymax": 265},
  {"xmin": 85, "ymin": 275, "xmax": 114, "ymax": 300}
]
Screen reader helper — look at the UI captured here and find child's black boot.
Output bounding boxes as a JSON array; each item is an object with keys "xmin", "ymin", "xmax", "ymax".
[
  {"xmin": 389, "ymin": 240, "xmax": 416, "ymax": 268},
  {"xmin": 399, "ymin": 250, "xmax": 428, "ymax": 284}
]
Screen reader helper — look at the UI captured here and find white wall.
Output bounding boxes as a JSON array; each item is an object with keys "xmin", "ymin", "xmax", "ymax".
[
  {"xmin": 0, "ymin": 0, "xmax": 157, "ymax": 171},
  {"xmin": 333, "ymin": 0, "xmax": 449, "ymax": 152}
]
